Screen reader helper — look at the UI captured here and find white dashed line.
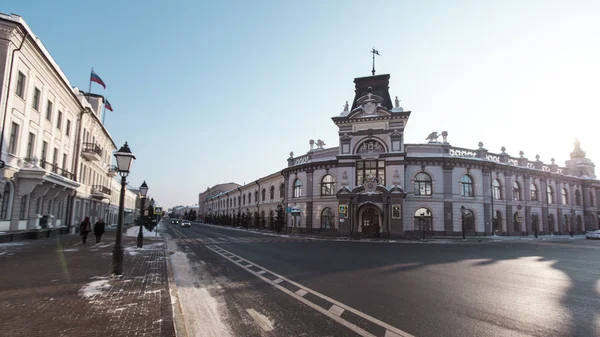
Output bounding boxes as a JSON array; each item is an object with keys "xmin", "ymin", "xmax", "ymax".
[
  {"xmin": 329, "ymin": 304, "xmax": 345, "ymax": 317},
  {"xmin": 257, "ymin": 270, "xmax": 266, "ymax": 275},
  {"xmin": 244, "ymin": 264, "xmax": 253, "ymax": 268},
  {"xmin": 273, "ymin": 278, "xmax": 283, "ymax": 284},
  {"xmin": 296, "ymin": 289, "xmax": 308, "ymax": 297}
]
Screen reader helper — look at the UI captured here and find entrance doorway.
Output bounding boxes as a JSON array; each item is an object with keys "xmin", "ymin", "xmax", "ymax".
[{"xmin": 360, "ymin": 207, "xmax": 380, "ymax": 234}]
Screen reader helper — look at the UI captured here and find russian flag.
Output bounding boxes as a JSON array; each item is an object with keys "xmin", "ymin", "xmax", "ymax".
[
  {"xmin": 90, "ymin": 70, "xmax": 106, "ymax": 89},
  {"xmin": 105, "ymin": 100, "xmax": 113, "ymax": 112}
]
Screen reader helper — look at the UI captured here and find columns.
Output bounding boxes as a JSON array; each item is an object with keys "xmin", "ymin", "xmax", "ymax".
[
  {"xmin": 442, "ymin": 164, "xmax": 454, "ymax": 233},
  {"xmin": 26, "ymin": 183, "xmax": 55, "ymax": 229},
  {"xmin": 306, "ymin": 168, "xmax": 314, "ymax": 232},
  {"xmin": 540, "ymin": 179, "xmax": 549, "ymax": 233},
  {"xmin": 523, "ymin": 175, "xmax": 531, "ymax": 235},
  {"xmin": 482, "ymin": 168, "xmax": 491, "ymax": 235},
  {"xmin": 504, "ymin": 173, "xmax": 513, "ymax": 235}
]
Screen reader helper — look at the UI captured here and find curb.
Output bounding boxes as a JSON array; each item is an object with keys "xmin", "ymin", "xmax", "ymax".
[{"xmin": 163, "ymin": 231, "xmax": 189, "ymax": 337}]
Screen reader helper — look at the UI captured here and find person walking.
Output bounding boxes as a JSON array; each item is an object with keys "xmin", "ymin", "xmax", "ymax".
[
  {"xmin": 94, "ymin": 219, "xmax": 106, "ymax": 244},
  {"xmin": 80, "ymin": 217, "xmax": 91, "ymax": 244}
]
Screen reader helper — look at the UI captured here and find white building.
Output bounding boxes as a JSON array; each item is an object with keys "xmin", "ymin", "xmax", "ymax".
[
  {"xmin": 0, "ymin": 13, "xmax": 137, "ymax": 235},
  {"xmin": 200, "ymin": 73, "xmax": 600, "ymax": 236}
]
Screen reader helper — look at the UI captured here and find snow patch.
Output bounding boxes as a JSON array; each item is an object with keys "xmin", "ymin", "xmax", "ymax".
[
  {"xmin": 144, "ymin": 289, "xmax": 161, "ymax": 295},
  {"xmin": 79, "ymin": 278, "xmax": 111, "ymax": 298},
  {"xmin": 125, "ymin": 225, "xmax": 162, "ymax": 238},
  {"xmin": 59, "ymin": 248, "xmax": 80, "ymax": 252},
  {"xmin": 0, "ymin": 242, "xmax": 27, "ymax": 247}
]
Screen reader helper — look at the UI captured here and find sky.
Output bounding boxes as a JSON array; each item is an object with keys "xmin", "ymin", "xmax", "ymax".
[{"xmin": 5, "ymin": 0, "xmax": 600, "ymax": 209}]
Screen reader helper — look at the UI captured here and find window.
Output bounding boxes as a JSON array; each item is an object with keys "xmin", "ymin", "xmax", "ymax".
[
  {"xmin": 52, "ymin": 148, "xmax": 59, "ymax": 172},
  {"xmin": 321, "ymin": 175, "xmax": 336, "ymax": 196},
  {"xmin": 321, "ymin": 208, "xmax": 335, "ymax": 229},
  {"xmin": 280, "ymin": 183, "xmax": 284, "ymax": 198},
  {"xmin": 293, "ymin": 179, "xmax": 302, "ymax": 198},
  {"xmin": 32, "ymin": 88, "xmax": 41, "ymax": 110},
  {"xmin": 356, "ymin": 160, "xmax": 386, "ymax": 185},
  {"xmin": 40, "ymin": 141, "xmax": 48, "ymax": 162},
  {"xmin": 62, "ymin": 154, "xmax": 67, "ymax": 170},
  {"xmin": 414, "ymin": 172, "xmax": 432, "ymax": 196},
  {"xmin": 16, "ymin": 71, "xmax": 26, "ymax": 98},
  {"xmin": 261, "ymin": 188, "xmax": 265, "ymax": 202},
  {"xmin": 248, "ymin": 192, "xmax": 251, "ymax": 204},
  {"xmin": 392, "ymin": 205, "xmax": 401, "ymax": 219},
  {"xmin": 56, "ymin": 111, "xmax": 62, "ymax": 129},
  {"xmin": 254, "ymin": 191, "xmax": 259, "ymax": 203},
  {"xmin": 0, "ymin": 184, "xmax": 10, "ymax": 219},
  {"xmin": 66, "ymin": 120, "xmax": 71, "ymax": 136},
  {"xmin": 270, "ymin": 186, "xmax": 275, "ymax": 200},
  {"xmin": 414, "ymin": 207, "xmax": 433, "ymax": 231},
  {"xmin": 562, "ymin": 188, "xmax": 568, "ymax": 205},
  {"xmin": 547, "ymin": 186, "xmax": 554, "ymax": 204},
  {"xmin": 46, "ymin": 100, "xmax": 53, "ymax": 120},
  {"xmin": 238, "ymin": 196, "xmax": 241, "ymax": 206},
  {"xmin": 243, "ymin": 194, "xmax": 246, "ymax": 205},
  {"xmin": 530, "ymin": 183, "xmax": 538, "ymax": 201},
  {"xmin": 575, "ymin": 190, "xmax": 581, "ymax": 206},
  {"xmin": 19, "ymin": 195, "xmax": 28, "ymax": 220},
  {"xmin": 512, "ymin": 181, "xmax": 521, "ymax": 201},
  {"xmin": 8, "ymin": 122, "xmax": 19, "ymax": 154},
  {"xmin": 492, "ymin": 179, "xmax": 502, "ymax": 200},
  {"xmin": 26, "ymin": 133, "xmax": 35, "ymax": 159},
  {"xmin": 461, "ymin": 175, "xmax": 474, "ymax": 197}
]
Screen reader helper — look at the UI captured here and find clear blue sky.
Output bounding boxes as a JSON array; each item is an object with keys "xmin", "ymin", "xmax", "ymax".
[{"xmin": 6, "ymin": 1, "xmax": 600, "ymax": 209}]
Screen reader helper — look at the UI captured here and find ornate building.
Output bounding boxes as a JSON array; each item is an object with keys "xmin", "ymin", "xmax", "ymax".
[{"xmin": 200, "ymin": 73, "xmax": 599, "ymax": 236}]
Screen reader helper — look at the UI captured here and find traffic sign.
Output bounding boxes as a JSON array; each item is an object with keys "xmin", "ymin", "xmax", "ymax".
[
  {"xmin": 339, "ymin": 204, "xmax": 348, "ymax": 214},
  {"xmin": 154, "ymin": 207, "xmax": 163, "ymax": 215},
  {"xmin": 340, "ymin": 219, "xmax": 345, "ymax": 223}
]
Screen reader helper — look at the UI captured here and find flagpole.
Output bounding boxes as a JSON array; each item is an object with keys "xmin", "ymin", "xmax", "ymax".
[
  {"xmin": 102, "ymin": 97, "xmax": 107, "ymax": 125},
  {"xmin": 88, "ymin": 67, "xmax": 93, "ymax": 103}
]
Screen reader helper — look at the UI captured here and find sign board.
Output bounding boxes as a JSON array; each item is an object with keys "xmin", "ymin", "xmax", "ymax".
[
  {"xmin": 291, "ymin": 206, "xmax": 301, "ymax": 215},
  {"xmin": 154, "ymin": 207, "xmax": 163, "ymax": 215},
  {"xmin": 286, "ymin": 207, "xmax": 292, "ymax": 213},
  {"xmin": 516, "ymin": 216, "xmax": 524, "ymax": 223},
  {"xmin": 340, "ymin": 219, "xmax": 345, "ymax": 223},
  {"xmin": 338, "ymin": 205, "xmax": 348, "ymax": 214}
]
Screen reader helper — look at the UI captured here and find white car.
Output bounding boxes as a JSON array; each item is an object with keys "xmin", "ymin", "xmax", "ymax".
[
  {"xmin": 181, "ymin": 221, "xmax": 191, "ymax": 228},
  {"xmin": 585, "ymin": 230, "xmax": 600, "ymax": 239}
]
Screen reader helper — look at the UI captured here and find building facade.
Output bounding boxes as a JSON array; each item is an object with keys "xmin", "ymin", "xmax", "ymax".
[
  {"xmin": 0, "ymin": 13, "xmax": 136, "ymax": 233},
  {"xmin": 200, "ymin": 73, "xmax": 599, "ymax": 236}
]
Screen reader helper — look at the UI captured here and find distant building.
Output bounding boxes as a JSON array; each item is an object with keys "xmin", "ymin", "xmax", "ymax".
[
  {"xmin": 0, "ymin": 13, "xmax": 137, "ymax": 233},
  {"xmin": 199, "ymin": 73, "xmax": 599, "ymax": 236}
]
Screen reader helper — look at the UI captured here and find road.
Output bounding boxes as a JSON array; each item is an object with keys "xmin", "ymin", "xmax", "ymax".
[{"xmin": 164, "ymin": 222, "xmax": 600, "ymax": 337}]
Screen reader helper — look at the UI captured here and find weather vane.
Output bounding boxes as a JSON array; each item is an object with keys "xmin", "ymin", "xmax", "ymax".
[{"xmin": 371, "ymin": 47, "xmax": 380, "ymax": 75}]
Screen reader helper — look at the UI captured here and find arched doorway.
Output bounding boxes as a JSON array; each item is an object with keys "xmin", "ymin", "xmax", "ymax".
[
  {"xmin": 359, "ymin": 206, "xmax": 381, "ymax": 234},
  {"xmin": 548, "ymin": 214, "xmax": 555, "ymax": 233},
  {"xmin": 414, "ymin": 207, "xmax": 433, "ymax": 232},
  {"xmin": 493, "ymin": 210, "xmax": 502, "ymax": 233},
  {"xmin": 576, "ymin": 215, "xmax": 583, "ymax": 233}
]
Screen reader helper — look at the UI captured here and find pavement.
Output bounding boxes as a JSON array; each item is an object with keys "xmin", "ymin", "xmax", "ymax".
[
  {"xmin": 164, "ymin": 221, "xmax": 600, "ymax": 337},
  {"xmin": 0, "ymin": 225, "xmax": 176, "ymax": 337}
]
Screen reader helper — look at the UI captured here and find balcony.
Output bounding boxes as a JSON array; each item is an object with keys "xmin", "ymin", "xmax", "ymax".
[
  {"xmin": 91, "ymin": 185, "xmax": 112, "ymax": 199},
  {"xmin": 37, "ymin": 159, "xmax": 76, "ymax": 180},
  {"xmin": 107, "ymin": 165, "xmax": 118, "ymax": 177},
  {"xmin": 82, "ymin": 142, "xmax": 103, "ymax": 161}
]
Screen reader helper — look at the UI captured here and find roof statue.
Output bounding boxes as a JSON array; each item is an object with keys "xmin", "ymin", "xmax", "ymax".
[
  {"xmin": 289, "ymin": 151, "xmax": 294, "ymax": 158},
  {"xmin": 394, "ymin": 96, "xmax": 400, "ymax": 108},
  {"xmin": 309, "ymin": 139, "xmax": 315, "ymax": 151},
  {"xmin": 478, "ymin": 142, "xmax": 484, "ymax": 149},
  {"xmin": 570, "ymin": 138, "xmax": 586, "ymax": 159},
  {"xmin": 343, "ymin": 101, "xmax": 349, "ymax": 112},
  {"xmin": 316, "ymin": 139, "xmax": 326, "ymax": 150},
  {"xmin": 426, "ymin": 132, "xmax": 440, "ymax": 142},
  {"xmin": 441, "ymin": 131, "xmax": 448, "ymax": 144}
]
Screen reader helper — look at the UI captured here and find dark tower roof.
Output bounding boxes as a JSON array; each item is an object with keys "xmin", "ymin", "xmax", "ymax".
[{"xmin": 350, "ymin": 74, "xmax": 394, "ymax": 110}]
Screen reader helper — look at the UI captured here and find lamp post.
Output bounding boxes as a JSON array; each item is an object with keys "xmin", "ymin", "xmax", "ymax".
[
  {"xmin": 137, "ymin": 181, "xmax": 149, "ymax": 248},
  {"xmin": 460, "ymin": 206, "xmax": 466, "ymax": 239},
  {"xmin": 112, "ymin": 142, "xmax": 136, "ymax": 276}
]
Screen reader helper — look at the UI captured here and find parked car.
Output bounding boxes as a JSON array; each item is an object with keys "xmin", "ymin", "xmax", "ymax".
[
  {"xmin": 181, "ymin": 221, "xmax": 191, "ymax": 228},
  {"xmin": 585, "ymin": 230, "xmax": 600, "ymax": 239},
  {"xmin": 171, "ymin": 219, "xmax": 179, "ymax": 225}
]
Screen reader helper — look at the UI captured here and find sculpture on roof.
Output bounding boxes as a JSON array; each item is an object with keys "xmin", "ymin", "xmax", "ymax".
[
  {"xmin": 426, "ymin": 132, "xmax": 440, "ymax": 142},
  {"xmin": 441, "ymin": 131, "xmax": 448, "ymax": 144},
  {"xmin": 316, "ymin": 139, "xmax": 326, "ymax": 150},
  {"xmin": 309, "ymin": 139, "xmax": 315, "ymax": 151},
  {"xmin": 289, "ymin": 151, "xmax": 294, "ymax": 158},
  {"xmin": 570, "ymin": 138, "xmax": 586, "ymax": 159},
  {"xmin": 343, "ymin": 101, "xmax": 349, "ymax": 111},
  {"xmin": 394, "ymin": 96, "xmax": 400, "ymax": 108}
]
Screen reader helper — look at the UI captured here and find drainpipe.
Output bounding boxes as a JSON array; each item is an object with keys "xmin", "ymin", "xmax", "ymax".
[
  {"xmin": 0, "ymin": 31, "xmax": 29, "ymax": 167},
  {"xmin": 66, "ymin": 107, "xmax": 90, "ymax": 231}
]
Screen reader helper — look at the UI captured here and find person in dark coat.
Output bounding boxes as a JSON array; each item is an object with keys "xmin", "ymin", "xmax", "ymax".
[
  {"xmin": 94, "ymin": 219, "xmax": 106, "ymax": 244},
  {"xmin": 80, "ymin": 217, "xmax": 91, "ymax": 244}
]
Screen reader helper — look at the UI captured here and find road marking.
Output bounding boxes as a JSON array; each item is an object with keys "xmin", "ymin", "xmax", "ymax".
[
  {"xmin": 257, "ymin": 270, "xmax": 266, "ymax": 275},
  {"xmin": 385, "ymin": 330, "xmax": 404, "ymax": 337},
  {"xmin": 296, "ymin": 289, "xmax": 307, "ymax": 297},
  {"xmin": 245, "ymin": 308, "xmax": 275, "ymax": 332},
  {"xmin": 244, "ymin": 264, "xmax": 253, "ymax": 268},
  {"xmin": 329, "ymin": 304, "xmax": 345, "ymax": 317},
  {"xmin": 235, "ymin": 259, "xmax": 244, "ymax": 263},
  {"xmin": 273, "ymin": 278, "xmax": 283, "ymax": 284},
  {"xmin": 207, "ymin": 246, "xmax": 414, "ymax": 337}
]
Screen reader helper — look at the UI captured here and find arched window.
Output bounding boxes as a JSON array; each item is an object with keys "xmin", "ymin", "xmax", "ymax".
[
  {"xmin": 270, "ymin": 186, "xmax": 275, "ymax": 200},
  {"xmin": 493, "ymin": 179, "xmax": 502, "ymax": 200},
  {"xmin": 575, "ymin": 190, "xmax": 581, "ymax": 206},
  {"xmin": 293, "ymin": 179, "xmax": 302, "ymax": 198},
  {"xmin": 562, "ymin": 188, "xmax": 568, "ymax": 205},
  {"xmin": 248, "ymin": 192, "xmax": 252, "ymax": 204},
  {"xmin": 414, "ymin": 207, "xmax": 433, "ymax": 231},
  {"xmin": 414, "ymin": 173, "xmax": 432, "ymax": 196},
  {"xmin": 461, "ymin": 175, "xmax": 474, "ymax": 197},
  {"xmin": 0, "ymin": 183, "xmax": 10, "ymax": 219},
  {"xmin": 321, "ymin": 175, "xmax": 336, "ymax": 196},
  {"xmin": 238, "ymin": 196, "xmax": 241, "ymax": 206},
  {"xmin": 261, "ymin": 188, "xmax": 266, "ymax": 202},
  {"xmin": 255, "ymin": 191, "xmax": 259, "ymax": 203},
  {"xmin": 321, "ymin": 208, "xmax": 335, "ymax": 229},
  {"xmin": 547, "ymin": 186, "xmax": 554, "ymax": 204},
  {"xmin": 242, "ymin": 194, "xmax": 246, "ymax": 205},
  {"xmin": 513, "ymin": 181, "xmax": 521, "ymax": 201},
  {"xmin": 530, "ymin": 183, "xmax": 538, "ymax": 201},
  {"xmin": 279, "ymin": 183, "xmax": 284, "ymax": 198}
]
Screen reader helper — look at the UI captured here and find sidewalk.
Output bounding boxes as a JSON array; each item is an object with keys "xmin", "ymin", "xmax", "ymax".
[{"xmin": 0, "ymin": 227, "xmax": 176, "ymax": 337}]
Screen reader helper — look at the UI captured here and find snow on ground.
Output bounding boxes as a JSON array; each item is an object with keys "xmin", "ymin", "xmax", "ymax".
[
  {"xmin": 0, "ymin": 242, "xmax": 28, "ymax": 247},
  {"xmin": 125, "ymin": 224, "xmax": 163, "ymax": 238},
  {"xmin": 165, "ymin": 237, "xmax": 233, "ymax": 337},
  {"xmin": 79, "ymin": 277, "xmax": 111, "ymax": 298}
]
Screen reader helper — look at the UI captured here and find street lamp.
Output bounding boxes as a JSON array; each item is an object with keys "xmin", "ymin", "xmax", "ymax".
[
  {"xmin": 460, "ymin": 206, "xmax": 466, "ymax": 239},
  {"xmin": 137, "ymin": 181, "xmax": 149, "ymax": 248},
  {"xmin": 112, "ymin": 142, "xmax": 136, "ymax": 276}
]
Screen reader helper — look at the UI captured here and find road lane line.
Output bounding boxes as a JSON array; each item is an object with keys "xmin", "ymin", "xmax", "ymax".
[
  {"xmin": 257, "ymin": 270, "xmax": 266, "ymax": 275},
  {"xmin": 273, "ymin": 278, "xmax": 283, "ymax": 284},
  {"xmin": 296, "ymin": 289, "xmax": 307, "ymax": 297},
  {"xmin": 244, "ymin": 264, "xmax": 253, "ymax": 268},
  {"xmin": 329, "ymin": 304, "xmax": 345, "ymax": 317},
  {"xmin": 206, "ymin": 246, "xmax": 376, "ymax": 337},
  {"xmin": 209, "ymin": 246, "xmax": 414, "ymax": 337}
]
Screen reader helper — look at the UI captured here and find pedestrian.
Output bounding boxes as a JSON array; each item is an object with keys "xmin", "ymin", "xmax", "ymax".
[
  {"xmin": 374, "ymin": 223, "xmax": 381, "ymax": 238},
  {"xmin": 80, "ymin": 217, "xmax": 91, "ymax": 244},
  {"xmin": 94, "ymin": 219, "xmax": 106, "ymax": 244}
]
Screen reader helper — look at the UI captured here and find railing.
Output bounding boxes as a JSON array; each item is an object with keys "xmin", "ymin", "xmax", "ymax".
[
  {"xmin": 92, "ymin": 185, "xmax": 112, "ymax": 195},
  {"xmin": 82, "ymin": 142, "xmax": 103, "ymax": 156},
  {"xmin": 33, "ymin": 158, "xmax": 76, "ymax": 180},
  {"xmin": 446, "ymin": 147, "xmax": 567, "ymax": 174}
]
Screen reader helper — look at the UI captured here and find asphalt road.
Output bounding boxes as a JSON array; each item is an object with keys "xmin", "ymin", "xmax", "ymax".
[{"xmin": 165, "ymin": 222, "xmax": 600, "ymax": 337}]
